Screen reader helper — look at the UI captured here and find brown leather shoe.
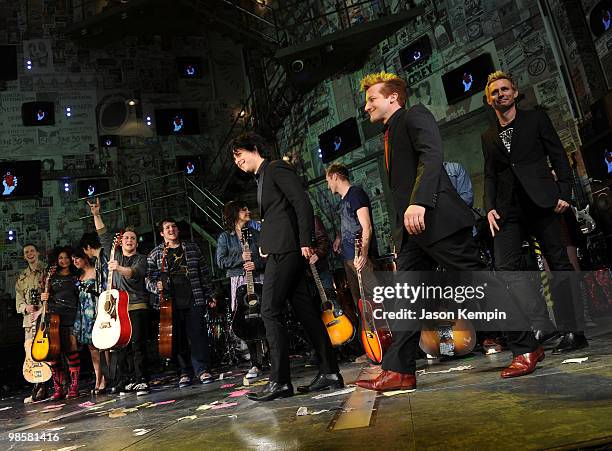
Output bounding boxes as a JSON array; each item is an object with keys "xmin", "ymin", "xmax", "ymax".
[
  {"xmin": 501, "ymin": 346, "xmax": 545, "ymax": 379},
  {"xmin": 355, "ymin": 370, "xmax": 416, "ymax": 392}
]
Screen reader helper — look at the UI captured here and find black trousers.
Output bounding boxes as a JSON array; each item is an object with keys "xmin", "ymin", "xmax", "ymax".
[
  {"xmin": 115, "ymin": 309, "xmax": 149, "ymax": 383},
  {"xmin": 174, "ymin": 304, "xmax": 210, "ymax": 377},
  {"xmin": 262, "ymin": 251, "xmax": 338, "ymax": 383},
  {"xmin": 495, "ymin": 196, "xmax": 582, "ymax": 333},
  {"xmin": 382, "ymin": 227, "xmax": 538, "ymax": 374}
]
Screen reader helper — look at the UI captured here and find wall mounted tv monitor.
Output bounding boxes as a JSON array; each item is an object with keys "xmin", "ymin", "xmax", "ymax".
[
  {"xmin": 176, "ymin": 155, "xmax": 203, "ymax": 176},
  {"xmin": 77, "ymin": 178, "xmax": 110, "ymax": 198},
  {"xmin": 318, "ymin": 117, "xmax": 362, "ymax": 164},
  {"xmin": 22, "ymin": 101, "xmax": 55, "ymax": 126},
  {"xmin": 0, "ymin": 45, "xmax": 18, "ymax": 81},
  {"xmin": 155, "ymin": 109, "xmax": 200, "ymax": 135},
  {"xmin": 177, "ymin": 57, "xmax": 204, "ymax": 79},
  {"xmin": 0, "ymin": 160, "xmax": 42, "ymax": 199},
  {"xmin": 442, "ymin": 53, "xmax": 494, "ymax": 105},
  {"xmin": 589, "ymin": 1, "xmax": 612, "ymax": 38},
  {"xmin": 399, "ymin": 35, "xmax": 432, "ymax": 69}
]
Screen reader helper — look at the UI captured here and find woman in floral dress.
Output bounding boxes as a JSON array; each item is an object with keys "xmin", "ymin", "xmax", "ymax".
[{"xmin": 72, "ymin": 249, "xmax": 107, "ymax": 394}]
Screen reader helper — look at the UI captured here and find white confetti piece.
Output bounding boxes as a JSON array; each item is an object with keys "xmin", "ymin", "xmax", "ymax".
[
  {"xmin": 312, "ymin": 387, "xmax": 356, "ymax": 399},
  {"xmin": 296, "ymin": 406, "xmax": 308, "ymax": 416},
  {"xmin": 562, "ymin": 357, "xmax": 588, "ymax": 364},
  {"xmin": 416, "ymin": 365, "xmax": 473, "ymax": 375},
  {"xmin": 133, "ymin": 428, "xmax": 150, "ymax": 436},
  {"xmin": 197, "ymin": 404, "xmax": 213, "ymax": 411},
  {"xmin": 382, "ymin": 389, "xmax": 416, "ymax": 397},
  {"xmin": 311, "ymin": 409, "xmax": 329, "ymax": 415},
  {"xmin": 0, "ymin": 406, "xmax": 13, "ymax": 411},
  {"xmin": 177, "ymin": 415, "xmax": 197, "ymax": 421}
]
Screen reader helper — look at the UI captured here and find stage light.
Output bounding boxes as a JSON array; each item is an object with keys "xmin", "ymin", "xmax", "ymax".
[
  {"xmin": 317, "ymin": 148, "xmax": 323, "ymax": 159},
  {"xmin": 7, "ymin": 230, "xmax": 16, "ymax": 242},
  {"xmin": 239, "ymin": 110, "xmax": 246, "ymax": 118},
  {"xmin": 127, "ymin": 99, "xmax": 137, "ymax": 106},
  {"xmin": 63, "ymin": 181, "xmax": 71, "ymax": 192},
  {"xmin": 25, "ymin": 59, "xmax": 32, "ymax": 70},
  {"xmin": 146, "ymin": 115, "xmax": 152, "ymax": 126},
  {"xmin": 65, "ymin": 106, "xmax": 72, "ymax": 117}
]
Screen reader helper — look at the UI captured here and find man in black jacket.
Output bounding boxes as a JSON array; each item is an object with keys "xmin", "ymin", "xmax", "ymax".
[
  {"xmin": 230, "ymin": 132, "xmax": 342, "ymax": 401},
  {"xmin": 482, "ymin": 70, "xmax": 587, "ymax": 353},
  {"xmin": 355, "ymin": 72, "xmax": 541, "ymax": 392}
]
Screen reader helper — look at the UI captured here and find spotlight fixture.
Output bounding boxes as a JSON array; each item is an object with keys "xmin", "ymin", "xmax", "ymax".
[
  {"xmin": 127, "ymin": 99, "xmax": 137, "ymax": 106},
  {"xmin": 317, "ymin": 148, "xmax": 323, "ymax": 159},
  {"xmin": 25, "ymin": 59, "xmax": 32, "ymax": 70},
  {"xmin": 65, "ymin": 106, "xmax": 72, "ymax": 117},
  {"xmin": 146, "ymin": 115, "xmax": 152, "ymax": 126},
  {"xmin": 63, "ymin": 181, "xmax": 71, "ymax": 192},
  {"xmin": 6, "ymin": 229, "xmax": 16, "ymax": 242},
  {"xmin": 291, "ymin": 60, "xmax": 304, "ymax": 73}
]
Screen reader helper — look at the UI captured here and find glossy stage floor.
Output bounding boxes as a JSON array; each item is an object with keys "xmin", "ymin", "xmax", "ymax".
[{"xmin": 2, "ymin": 327, "xmax": 612, "ymax": 451}]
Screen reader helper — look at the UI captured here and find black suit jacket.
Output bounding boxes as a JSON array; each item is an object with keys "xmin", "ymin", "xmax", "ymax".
[
  {"xmin": 386, "ymin": 105, "xmax": 474, "ymax": 249},
  {"xmin": 481, "ymin": 108, "xmax": 571, "ymax": 216},
  {"xmin": 257, "ymin": 160, "xmax": 314, "ymax": 255}
]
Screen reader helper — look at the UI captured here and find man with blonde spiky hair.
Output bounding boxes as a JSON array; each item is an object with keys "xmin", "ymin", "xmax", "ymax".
[
  {"xmin": 355, "ymin": 71, "xmax": 542, "ymax": 392},
  {"xmin": 482, "ymin": 70, "xmax": 587, "ymax": 355}
]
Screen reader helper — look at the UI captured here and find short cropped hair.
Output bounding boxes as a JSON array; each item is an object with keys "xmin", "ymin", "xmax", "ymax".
[
  {"xmin": 485, "ymin": 70, "xmax": 517, "ymax": 102},
  {"xmin": 326, "ymin": 163, "xmax": 350, "ymax": 181},
  {"xmin": 22, "ymin": 243, "xmax": 39, "ymax": 252},
  {"xmin": 359, "ymin": 72, "xmax": 407, "ymax": 107},
  {"xmin": 158, "ymin": 217, "xmax": 177, "ymax": 233}
]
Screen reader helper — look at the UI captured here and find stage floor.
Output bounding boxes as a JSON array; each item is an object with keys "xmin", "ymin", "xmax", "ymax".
[{"xmin": 2, "ymin": 328, "xmax": 612, "ymax": 451}]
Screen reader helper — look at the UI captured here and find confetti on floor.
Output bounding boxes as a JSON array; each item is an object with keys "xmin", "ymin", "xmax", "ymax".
[
  {"xmin": 312, "ymin": 387, "xmax": 356, "ymax": 399},
  {"xmin": 562, "ymin": 357, "xmax": 589, "ymax": 364},
  {"xmin": 177, "ymin": 415, "xmax": 197, "ymax": 421},
  {"xmin": 220, "ymin": 383, "xmax": 236, "ymax": 389},
  {"xmin": 211, "ymin": 402, "xmax": 239, "ymax": 410},
  {"xmin": 381, "ymin": 389, "xmax": 417, "ymax": 397},
  {"xmin": 228, "ymin": 389, "xmax": 250, "ymax": 398}
]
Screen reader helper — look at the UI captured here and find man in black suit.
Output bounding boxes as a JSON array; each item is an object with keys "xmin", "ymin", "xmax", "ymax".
[
  {"xmin": 355, "ymin": 72, "xmax": 542, "ymax": 392},
  {"xmin": 482, "ymin": 70, "xmax": 587, "ymax": 353},
  {"xmin": 230, "ymin": 132, "xmax": 342, "ymax": 401}
]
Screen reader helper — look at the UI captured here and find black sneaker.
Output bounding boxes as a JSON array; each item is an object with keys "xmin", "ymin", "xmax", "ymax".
[{"xmin": 119, "ymin": 381, "xmax": 136, "ymax": 396}]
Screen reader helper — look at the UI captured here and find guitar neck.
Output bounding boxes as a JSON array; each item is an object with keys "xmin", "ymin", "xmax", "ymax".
[
  {"xmin": 243, "ymin": 241, "xmax": 255, "ymax": 295},
  {"xmin": 309, "ymin": 263, "xmax": 328, "ymax": 303},
  {"xmin": 106, "ymin": 246, "xmax": 115, "ymax": 291}
]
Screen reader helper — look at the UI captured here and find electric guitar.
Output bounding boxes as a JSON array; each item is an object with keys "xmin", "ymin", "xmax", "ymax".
[
  {"xmin": 92, "ymin": 232, "xmax": 132, "ymax": 350},
  {"xmin": 355, "ymin": 236, "xmax": 392, "ymax": 364},
  {"xmin": 31, "ymin": 267, "xmax": 61, "ymax": 362},
  {"xmin": 23, "ymin": 287, "xmax": 52, "ymax": 382},
  {"xmin": 158, "ymin": 243, "xmax": 173, "ymax": 359},
  {"xmin": 309, "ymin": 262, "xmax": 355, "ymax": 347},
  {"xmin": 231, "ymin": 227, "xmax": 266, "ymax": 341}
]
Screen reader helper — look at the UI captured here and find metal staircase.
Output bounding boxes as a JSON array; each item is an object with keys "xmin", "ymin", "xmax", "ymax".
[{"xmin": 74, "ymin": 171, "xmax": 225, "ymax": 276}]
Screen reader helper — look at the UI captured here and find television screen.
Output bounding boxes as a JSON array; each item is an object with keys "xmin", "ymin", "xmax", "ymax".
[
  {"xmin": 318, "ymin": 117, "xmax": 362, "ymax": 164},
  {"xmin": 442, "ymin": 53, "xmax": 494, "ymax": 105},
  {"xmin": 77, "ymin": 178, "xmax": 110, "ymax": 198},
  {"xmin": 22, "ymin": 101, "xmax": 55, "ymax": 126},
  {"xmin": 589, "ymin": 0, "xmax": 612, "ymax": 38},
  {"xmin": 0, "ymin": 45, "xmax": 18, "ymax": 81},
  {"xmin": 399, "ymin": 35, "xmax": 432, "ymax": 70},
  {"xmin": 582, "ymin": 132, "xmax": 612, "ymax": 183},
  {"xmin": 155, "ymin": 109, "xmax": 200, "ymax": 135},
  {"xmin": 99, "ymin": 135, "xmax": 119, "ymax": 148},
  {"xmin": 0, "ymin": 160, "xmax": 42, "ymax": 199},
  {"xmin": 176, "ymin": 156, "xmax": 203, "ymax": 176},
  {"xmin": 177, "ymin": 57, "xmax": 204, "ymax": 79}
]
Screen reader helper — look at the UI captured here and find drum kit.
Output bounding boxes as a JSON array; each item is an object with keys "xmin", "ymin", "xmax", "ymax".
[{"xmin": 204, "ymin": 295, "xmax": 312, "ymax": 367}]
